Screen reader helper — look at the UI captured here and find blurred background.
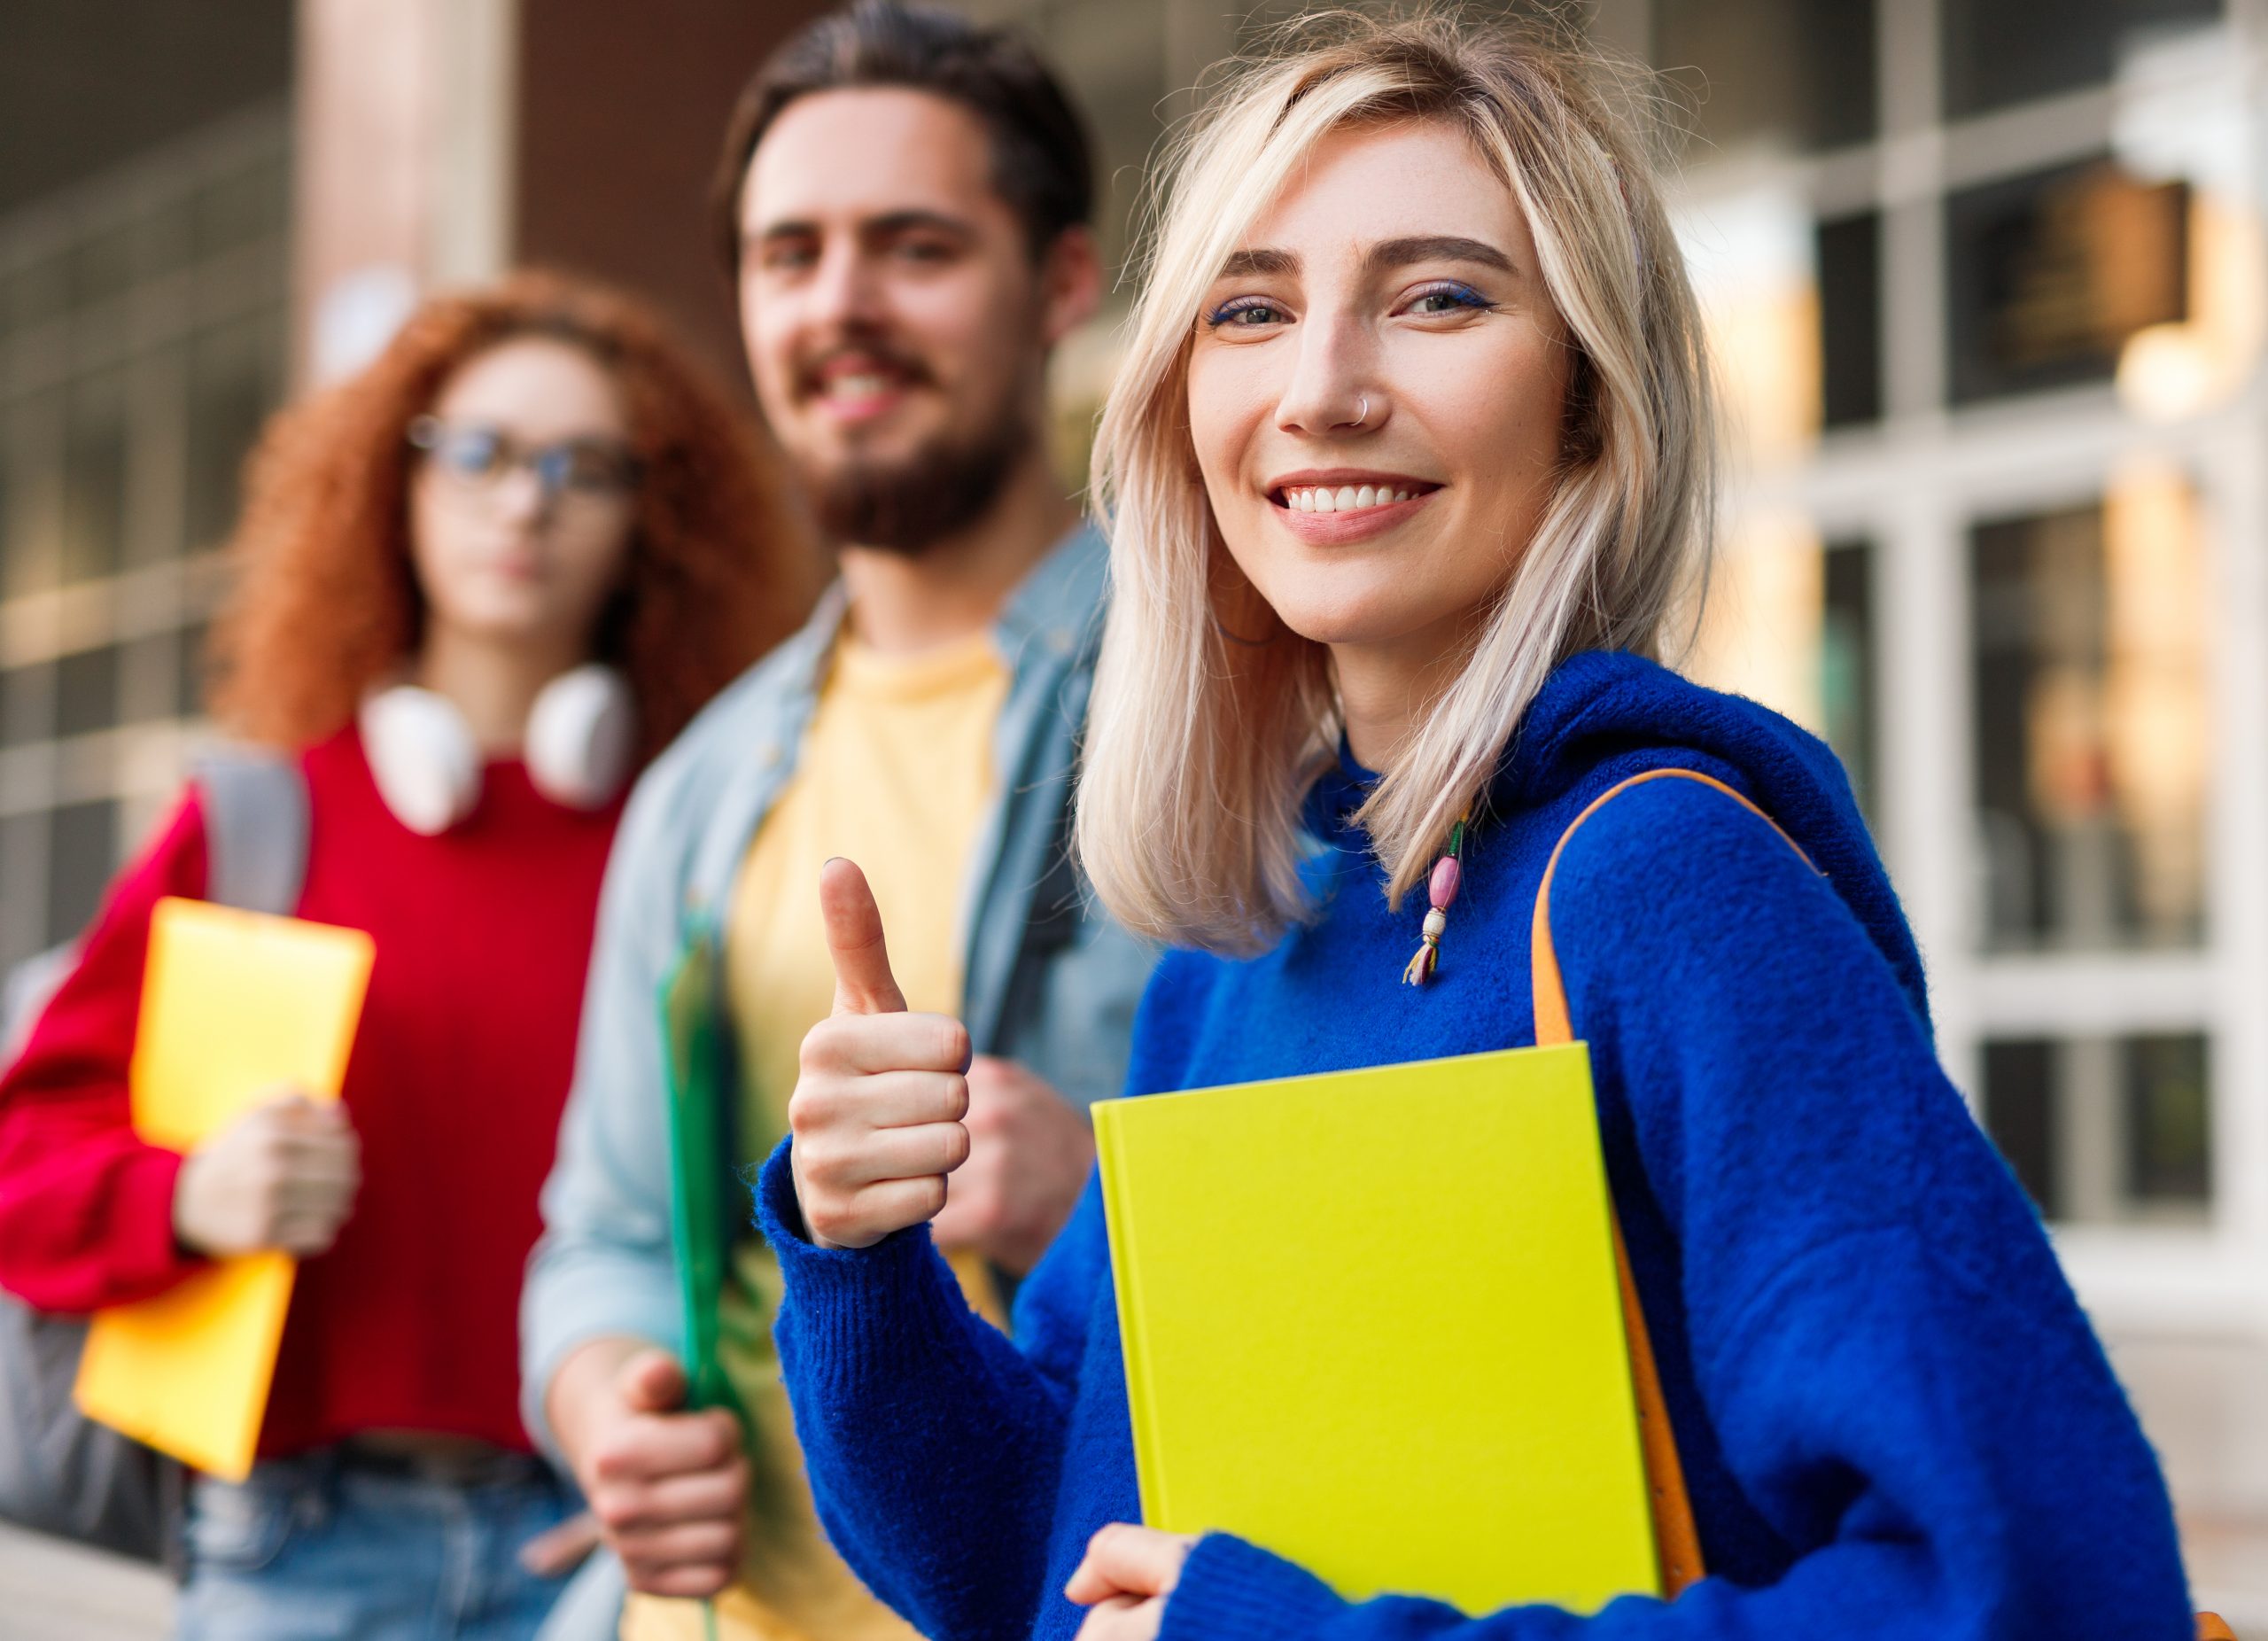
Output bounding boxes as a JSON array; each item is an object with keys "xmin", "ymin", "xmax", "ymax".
[{"xmin": 0, "ymin": 0, "xmax": 2260, "ymax": 1631}]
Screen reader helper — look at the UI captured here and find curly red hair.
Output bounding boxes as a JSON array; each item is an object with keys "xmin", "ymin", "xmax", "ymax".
[{"xmin": 208, "ymin": 270, "xmax": 824, "ymax": 760}]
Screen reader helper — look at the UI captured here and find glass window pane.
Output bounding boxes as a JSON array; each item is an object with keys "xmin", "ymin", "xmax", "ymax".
[
  {"xmin": 184, "ymin": 322, "xmax": 282, "ymax": 554},
  {"xmin": 2, "ymin": 664, "xmax": 50, "ymax": 749},
  {"xmin": 1981, "ymin": 1031, "xmax": 2211, "ymax": 1225},
  {"xmin": 0, "ymin": 812, "xmax": 47, "ymax": 973},
  {"xmin": 1983, "ymin": 1038, "xmax": 2060, "ymax": 1217},
  {"xmin": 1946, "ymin": 158, "xmax": 2188, "ymax": 406},
  {"xmin": 1822, "ymin": 539, "xmax": 1876, "ymax": 818},
  {"xmin": 70, "ymin": 219, "xmax": 142, "ymax": 310},
  {"xmin": 45, "ymin": 799, "xmax": 118, "ymax": 949},
  {"xmin": 55, "ymin": 645, "xmax": 121, "ymax": 740},
  {"xmin": 3, "ymin": 253, "xmax": 70, "ymax": 335},
  {"xmin": 1942, "ymin": 0, "xmax": 2222, "ymax": 120},
  {"xmin": 3, "ymin": 400, "xmax": 61, "ymax": 597},
  {"xmin": 2125, "ymin": 1032, "xmax": 2210, "ymax": 1203},
  {"xmin": 1818, "ymin": 212, "xmax": 1884, "ymax": 429},
  {"xmin": 61, "ymin": 381, "xmax": 129, "ymax": 583},
  {"xmin": 1653, "ymin": 0, "xmax": 1877, "ymax": 152},
  {"xmin": 1970, "ymin": 473, "xmax": 2209, "ymax": 952},
  {"xmin": 192, "ymin": 151, "xmax": 290, "ymax": 260},
  {"xmin": 175, "ymin": 621, "xmax": 210, "ymax": 720}
]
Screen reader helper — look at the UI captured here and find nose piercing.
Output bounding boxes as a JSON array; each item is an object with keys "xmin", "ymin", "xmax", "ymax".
[{"xmin": 1356, "ymin": 393, "xmax": 1371, "ymax": 426}]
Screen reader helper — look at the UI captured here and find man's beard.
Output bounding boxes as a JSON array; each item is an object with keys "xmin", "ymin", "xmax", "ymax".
[{"xmin": 805, "ymin": 400, "xmax": 1029, "ymax": 557}]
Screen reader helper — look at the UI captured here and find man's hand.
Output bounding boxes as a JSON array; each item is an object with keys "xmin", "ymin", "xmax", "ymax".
[
  {"xmin": 172, "ymin": 1090, "xmax": 360, "ymax": 1257},
  {"xmin": 1067, "ymin": 1524, "xmax": 1197, "ymax": 1641},
  {"xmin": 549, "ymin": 1339, "xmax": 748, "ymax": 1599},
  {"xmin": 929, "ymin": 1055, "xmax": 1094, "ymax": 1275},
  {"xmin": 788, "ymin": 858, "xmax": 974, "ymax": 1251}
]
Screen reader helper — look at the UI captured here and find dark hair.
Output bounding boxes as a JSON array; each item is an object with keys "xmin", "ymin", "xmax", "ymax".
[{"xmin": 711, "ymin": 0, "xmax": 1094, "ymax": 270}]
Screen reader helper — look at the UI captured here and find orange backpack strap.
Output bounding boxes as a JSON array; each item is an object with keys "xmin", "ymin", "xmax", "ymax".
[{"xmin": 1530, "ymin": 768, "xmax": 1815, "ymax": 1599}]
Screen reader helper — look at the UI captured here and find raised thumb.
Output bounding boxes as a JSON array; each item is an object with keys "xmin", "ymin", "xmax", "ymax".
[
  {"xmin": 617, "ymin": 1348, "xmax": 688, "ymax": 1415},
  {"xmin": 820, "ymin": 857, "xmax": 908, "ymax": 1016}
]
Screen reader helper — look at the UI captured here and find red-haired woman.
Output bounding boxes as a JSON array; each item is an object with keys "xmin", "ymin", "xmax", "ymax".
[{"xmin": 0, "ymin": 272, "xmax": 819, "ymax": 1637}]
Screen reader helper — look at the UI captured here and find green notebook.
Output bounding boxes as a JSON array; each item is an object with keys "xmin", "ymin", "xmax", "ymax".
[{"xmin": 1093, "ymin": 1043, "xmax": 1658, "ymax": 1616}]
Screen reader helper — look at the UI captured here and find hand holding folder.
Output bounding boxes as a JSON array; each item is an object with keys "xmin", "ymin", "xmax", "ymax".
[{"xmin": 74, "ymin": 898, "xmax": 374, "ymax": 1482}]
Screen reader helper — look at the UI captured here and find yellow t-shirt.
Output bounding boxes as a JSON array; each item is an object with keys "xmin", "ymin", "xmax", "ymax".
[{"xmin": 623, "ymin": 627, "xmax": 1012, "ymax": 1641}]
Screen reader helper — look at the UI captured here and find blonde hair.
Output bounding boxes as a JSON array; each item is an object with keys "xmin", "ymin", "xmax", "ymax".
[{"xmin": 1076, "ymin": 9, "xmax": 1714, "ymax": 955}]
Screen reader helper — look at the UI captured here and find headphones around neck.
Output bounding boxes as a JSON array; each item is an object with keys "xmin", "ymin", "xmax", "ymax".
[{"xmin": 359, "ymin": 665, "xmax": 635, "ymax": 836}]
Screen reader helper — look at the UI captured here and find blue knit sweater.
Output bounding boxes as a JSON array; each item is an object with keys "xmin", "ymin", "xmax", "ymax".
[{"xmin": 752, "ymin": 650, "xmax": 2194, "ymax": 1641}]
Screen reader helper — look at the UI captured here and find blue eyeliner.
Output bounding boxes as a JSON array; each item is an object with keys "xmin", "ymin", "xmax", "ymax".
[
  {"xmin": 1405, "ymin": 279, "xmax": 1493, "ymax": 313},
  {"xmin": 1204, "ymin": 295, "xmax": 1279, "ymax": 327}
]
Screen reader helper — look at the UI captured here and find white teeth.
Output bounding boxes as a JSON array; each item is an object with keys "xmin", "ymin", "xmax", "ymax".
[{"xmin": 1283, "ymin": 485, "xmax": 1423, "ymax": 513}]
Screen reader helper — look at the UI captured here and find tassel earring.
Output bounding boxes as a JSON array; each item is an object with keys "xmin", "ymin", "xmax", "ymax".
[{"xmin": 1401, "ymin": 813, "xmax": 1469, "ymax": 987}]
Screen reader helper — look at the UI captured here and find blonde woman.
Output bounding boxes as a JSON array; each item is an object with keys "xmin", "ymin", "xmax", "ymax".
[{"xmin": 753, "ymin": 15, "xmax": 2194, "ymax": 1641}]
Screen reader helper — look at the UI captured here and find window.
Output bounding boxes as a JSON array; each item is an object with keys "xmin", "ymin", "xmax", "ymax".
[
  {"xmin": 0, "ymin": 111, "xmax": 288, "ymax": 967},
  {"xmin": 1817, "ymin": 212, "xmax": 1884, "ymax": 429},
  {"xmin": 1821, "ymin": 540, "xmax": 1876, "ymax": 817},
  {"xmin": 1969, "ymin": 473, "xmax": 2209, "ymax": 952},
  {"xmin": 175, "ymin": 621, "xmax": 210, "ymax": 719},
  {"xmin": 60, "ymin": 380, "xmax": 129, "ymax": 584},
  {"xmin": 45, "ymin": 799, "xmax": 118, "ymax": 949},
  {"xmin": 1946, "ymin": 158, "xmax": 2188, "ymax": 405},
  {"xmin": 1, "ymin": 664, "xmax": 48, "ymax": 748},
  {"xmin": 55, "ymin": 646, "xmax": 120, "ymax": 740},
  {"xmin": 185, "ymin": 321, "xmax": 282, "ymax": 553},
  {"xmin": 1982, "ymin": 1031, "xmax": 2211, "ymax": 1224},
  {"xmin": 0, "ymin": 253, "xmax": 69, "ymax": 335},
  {"xmin": 1942, "ymin": 0, "xmax": 2222, "ymax": 120},
  {"xmin": 1652, "ymin": 0, "xmax": 1877, "ymax": 152},
  {"xmin": 193, "ymin": 149, "xmax": 289, "ymax": 260}
]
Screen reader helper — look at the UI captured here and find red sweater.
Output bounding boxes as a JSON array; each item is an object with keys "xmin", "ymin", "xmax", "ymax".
[{"xmin": 0, "ymin": 727, "xmax": 622, "ymax": 1457}]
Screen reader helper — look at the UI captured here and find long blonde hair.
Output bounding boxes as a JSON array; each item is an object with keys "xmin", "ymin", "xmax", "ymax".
[{"xmin": 1076, "ymin": 11, "xmax": 1714, "ymax": 955}]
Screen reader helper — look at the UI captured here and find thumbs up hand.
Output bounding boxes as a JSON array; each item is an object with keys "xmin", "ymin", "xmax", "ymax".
[{"xmin": 788, "ymin": 858, "xmax": 975, "ymax": 1251}]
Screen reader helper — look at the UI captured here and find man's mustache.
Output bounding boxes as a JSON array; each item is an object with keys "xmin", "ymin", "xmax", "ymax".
[{"xmin": 793, "ymin": 339, "xmax": 936, "ymax": 401}]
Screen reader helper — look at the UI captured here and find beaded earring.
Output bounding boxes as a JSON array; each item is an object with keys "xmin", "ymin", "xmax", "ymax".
[{"xmin": 1401, "ymin": 811, "xmax": 1469, "ymax": 986}]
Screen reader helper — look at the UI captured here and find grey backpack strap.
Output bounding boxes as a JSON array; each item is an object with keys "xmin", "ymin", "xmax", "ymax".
[
  {"xmin": 192, "ymin": 747, "xmax": 310, "ymax": 916},
  {"xmin": 0, "ymin": 749, "xmax": 300, "ymax": 1571}
]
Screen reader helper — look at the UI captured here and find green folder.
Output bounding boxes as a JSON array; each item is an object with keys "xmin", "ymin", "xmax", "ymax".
[
  {"xmin": 659, "ymin": 926, "xmax": 742, "ymax": 1639},
  {"xmin": 659, "ymin": 925, "xmax": 744, "ymax": 1419}
]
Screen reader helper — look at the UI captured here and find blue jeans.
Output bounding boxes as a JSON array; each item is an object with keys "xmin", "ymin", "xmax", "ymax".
[{"xmin": 175, "ymin": 1446, "xmax": 575, "ymax": 1640}]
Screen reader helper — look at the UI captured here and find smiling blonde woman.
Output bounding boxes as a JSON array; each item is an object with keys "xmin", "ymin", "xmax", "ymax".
[{"xmin": 756, "ymin": 14, "xmax": 2200, "ymax": 1641}]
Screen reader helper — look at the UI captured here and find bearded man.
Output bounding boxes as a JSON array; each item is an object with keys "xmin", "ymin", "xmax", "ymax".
[{"xmin": 520, "ymin": 6, "xmax": 1153, "ymax": 1637}]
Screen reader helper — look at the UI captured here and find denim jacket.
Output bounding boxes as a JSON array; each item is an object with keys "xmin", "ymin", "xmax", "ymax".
[{"xmin": 518, "ymin": 524, "xmax": 1153, "ymax": 1450}]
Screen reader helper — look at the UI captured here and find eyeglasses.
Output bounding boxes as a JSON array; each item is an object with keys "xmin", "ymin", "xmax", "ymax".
[{"xmin": 408, "ymin": 416, "xmax": 641, "ymax": 503}]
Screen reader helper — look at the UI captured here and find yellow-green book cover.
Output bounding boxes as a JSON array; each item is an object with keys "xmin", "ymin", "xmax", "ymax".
[
  {"xmin": 1092, "ymin": 1043, "xmax": 1658, "ymax": 1616},
  {"xmin": 75, "ymin": 897, "xmax": 374, "ymax": 1482}
]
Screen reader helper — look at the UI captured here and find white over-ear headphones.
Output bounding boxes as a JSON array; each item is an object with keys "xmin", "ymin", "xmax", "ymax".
[{"xmin": 359, "ymin": 665, "xmax": 636, "ymax": 836}]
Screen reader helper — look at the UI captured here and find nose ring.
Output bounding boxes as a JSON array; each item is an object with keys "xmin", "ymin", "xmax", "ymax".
[{"xmin": 1355, "ymin": 393, "xmax": 1371, "ymax": 427}]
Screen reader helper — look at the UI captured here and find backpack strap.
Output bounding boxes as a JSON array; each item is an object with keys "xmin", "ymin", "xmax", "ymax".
[
  {"xmin": 1529, "ymin": 767, "xmax": 1815, "ymax": 1599},
  {"xmin": 191, "ymin": 748, "xmax": 310, "ymax": 917}
]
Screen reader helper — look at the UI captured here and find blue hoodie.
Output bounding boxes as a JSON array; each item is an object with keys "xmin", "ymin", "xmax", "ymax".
[{"xmin": 752, "ymin": 650, "xmax": 2194, "ymax": 1641}]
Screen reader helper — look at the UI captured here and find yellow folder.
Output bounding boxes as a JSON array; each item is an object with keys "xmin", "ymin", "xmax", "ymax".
[
  {"xmin": 1093, "ymin": 1043, "xmax": 1658, "ymax": 1616},
  {"xmin": 74, "ymin": 897, "xmax": 375, "ymax": 1481}
]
